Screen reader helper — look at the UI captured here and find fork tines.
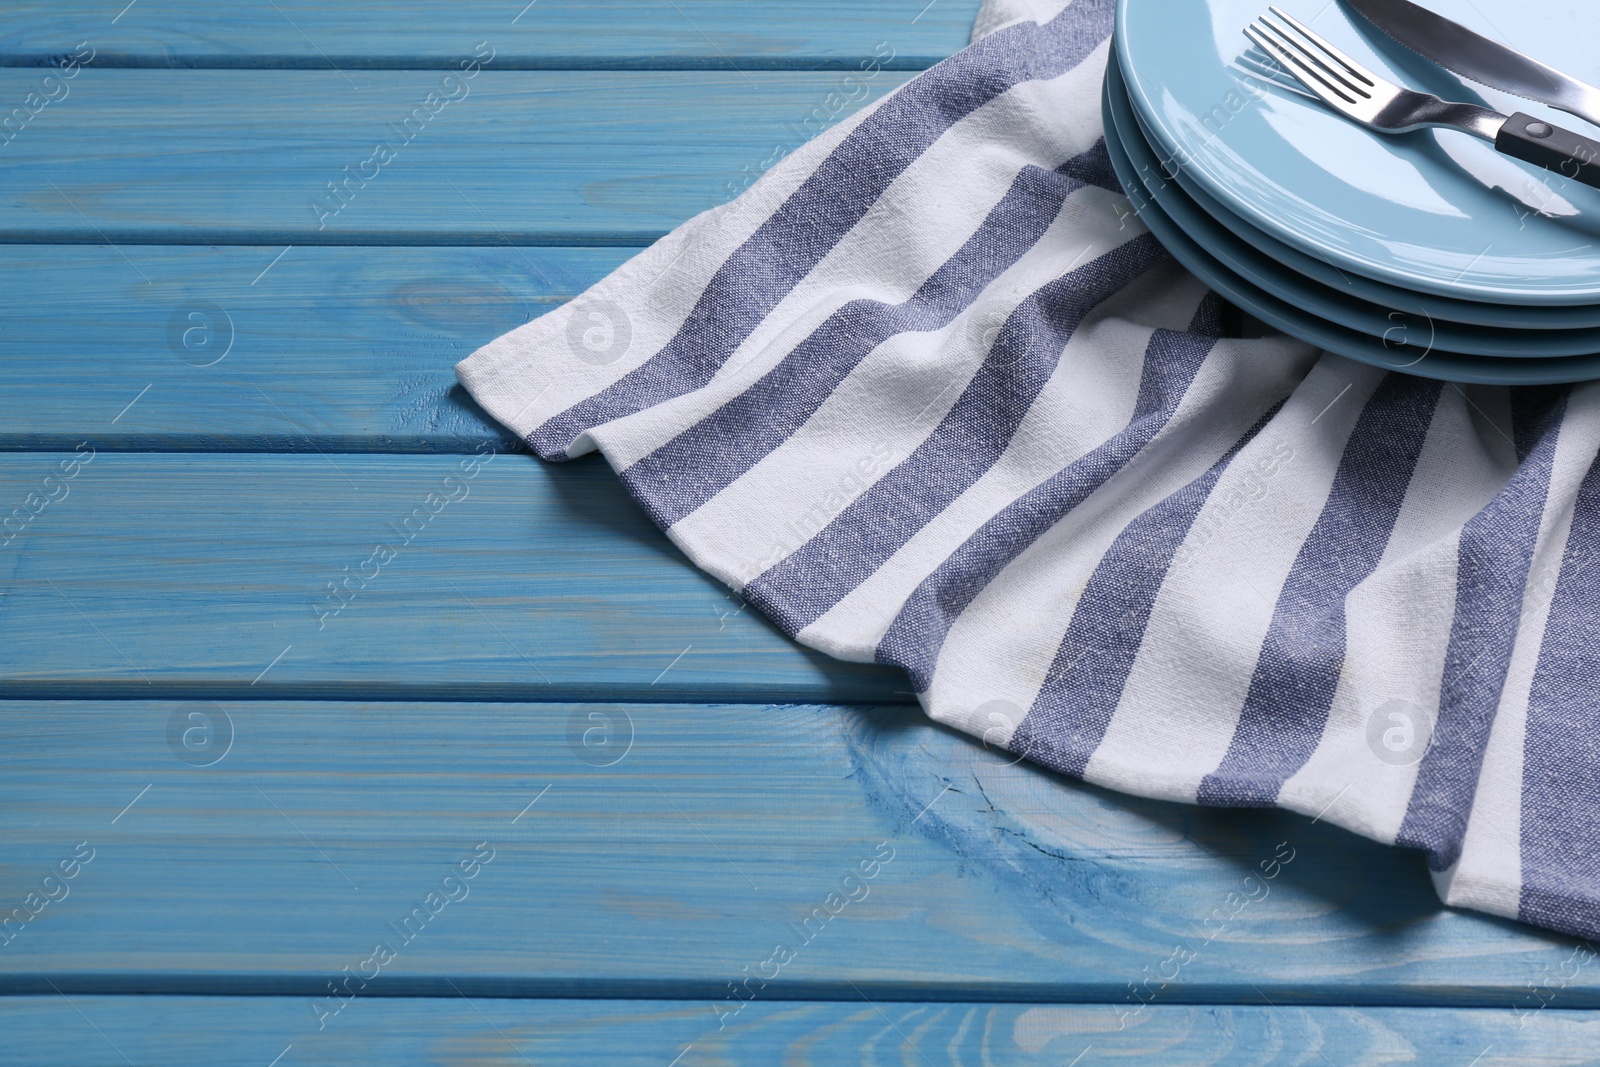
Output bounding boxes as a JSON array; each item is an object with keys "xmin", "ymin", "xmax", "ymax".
[{"xmin": 1245, "ymin": 6, "xmax": 1384, "ymax": 108}]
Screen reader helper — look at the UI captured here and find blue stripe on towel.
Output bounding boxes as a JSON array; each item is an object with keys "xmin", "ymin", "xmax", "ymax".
[
  {"xmin": 1196, "ymin": 374, "xmax": 1444, "ymax": 807},
  {"xmin": 745, "ymin": 233, "xmax": 1167, "ymax": 637},
  {"xmin": 622, "ymin": 149, "xmax": 1117, "ymax": 529},
  {"xmin": 874, "ymin": 307, "xmax": 1218, "ymax": 693},
  {"xmin": 526, "ymin": 0, "xmax": 1117, "ymax": 459},
  {"xmin": 1012, "ymin": 400, "xmax": 1284, "ymax": 778},
  {"xmin": 1398, "ymin": 388, "xmax": 1568, "ymax": 870},
  {"xmin": 1519, "ymin": 448, "xmax": 1600, "ymax": 939}
]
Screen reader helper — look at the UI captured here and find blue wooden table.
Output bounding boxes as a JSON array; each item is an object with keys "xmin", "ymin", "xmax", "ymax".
[{"xmin": 3, "ymin": 3, "xmax": 1599, "ymax": 1062}]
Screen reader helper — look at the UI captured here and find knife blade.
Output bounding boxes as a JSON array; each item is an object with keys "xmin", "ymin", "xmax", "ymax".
[{"xmin": 1341, "ymin": 0, "xmax": 1600, "ymax": 130}]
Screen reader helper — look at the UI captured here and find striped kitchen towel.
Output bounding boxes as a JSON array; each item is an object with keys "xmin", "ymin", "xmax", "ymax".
[{"xmin": 456, "ymin": 0, "xmax": 1600, "ymax": 942}]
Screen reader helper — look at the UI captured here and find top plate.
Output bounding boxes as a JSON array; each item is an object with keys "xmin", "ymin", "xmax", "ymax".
[{"xmin": 1116, "ymin": 0, "xmax": 1600, "ymax": 304}]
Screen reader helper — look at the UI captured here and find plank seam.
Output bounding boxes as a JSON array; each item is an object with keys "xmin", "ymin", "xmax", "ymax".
[
  {"xmin": 0, "ymin": 977, "xmax": 1588, "ymax": 1009},
  {"xmin": 0, "ymin": 685, "xmax": 920, "ymax": 706},
  {"xmin": 0, "ymin": 233, "xmax": 671, "ymax": 248},
  {"xmin": 0, "ymin": 56, "xmax": 951, "ymax": 72}
]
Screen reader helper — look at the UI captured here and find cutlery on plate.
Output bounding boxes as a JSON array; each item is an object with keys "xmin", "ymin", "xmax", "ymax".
[
  {"xmin": 1246, "ymin": 7, "xmax": 1600, "ymax": 191},
  {"xmin": 1342, "ymin": 0, "xmax": 1600, "ymax": 131}
]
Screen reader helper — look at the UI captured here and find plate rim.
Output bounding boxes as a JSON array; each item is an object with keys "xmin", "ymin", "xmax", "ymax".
[
  {"xmin": 1110, "ymin": 58, "xmax": 1600, "ymax": 354},
  {"xmin": 1102, "ymin": 59, "xmax": 1600, "ymax": 384},
  {"xmin": 1114, "ymin": 0, "xmax": 1600, "ymax": 306}
]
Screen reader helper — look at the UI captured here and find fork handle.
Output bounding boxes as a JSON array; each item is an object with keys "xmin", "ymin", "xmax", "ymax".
[{"xmin": 1496, "ymin": 112, "xmax": 1600, "ymax": 190}]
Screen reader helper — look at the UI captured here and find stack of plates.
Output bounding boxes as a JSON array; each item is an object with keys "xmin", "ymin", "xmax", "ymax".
[{"xmin": 1110, "ymin": 0, "xmax": 1600, "ymax": 383}]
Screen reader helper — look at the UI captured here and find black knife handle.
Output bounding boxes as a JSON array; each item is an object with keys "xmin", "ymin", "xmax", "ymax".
[{"xmin": 1496, "ymin": 112, "xmax": 1600, "ymax": 190}]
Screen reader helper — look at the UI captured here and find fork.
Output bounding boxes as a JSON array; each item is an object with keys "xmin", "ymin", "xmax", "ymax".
[{"xmin": 1244, "ymin": 6, "xmax": 1600, "ymax": 191}]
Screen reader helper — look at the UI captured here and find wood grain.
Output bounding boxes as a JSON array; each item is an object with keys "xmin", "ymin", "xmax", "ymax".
[
  {"xmin": 0, "ymin": 70, "xmax": 913, "ymax": 243},
  {"xmin": 5, "ymin": 996, "xmax": 1597, "ymax": 1065},
  {"xmin": 0, "ymin": 245, "xmax": 626, "ymax": 452},
  {"xmin": 0, "ymin": 452, "xmax": 903, "ymax": 703},
  {"xmin": 0, "ymin": 700, "xmax": 1591, "ymax": 1004},
  {"xmin": 3, "ymin": 0, "xmax": 1580, "ymax": 1039},
  {"xmin": 0, "ymin": 1, "xmax": 981, "ymax": 70}
]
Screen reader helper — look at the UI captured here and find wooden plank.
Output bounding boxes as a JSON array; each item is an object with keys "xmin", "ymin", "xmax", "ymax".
[
  {"xmin": 0, "ymin": 453, "xmax": 904, "ymax": 703},
  {"xmin": 0, "ymin": 70, "xmax": 912, "ymax": 243},
  {"xmin": 0, "ymin": 1, "xmax": 980, "ymax": 70},
  {"xmin": 4, "ymin": 997, "xmax": 1597, "ymax": 1065},
  {"xmin": 0, "ymin": 245, "xmax": 626, "ymax": 452},
  {"xmin": 0, "ymin": 699, "xmax": 1593, "ymax": 1004}
]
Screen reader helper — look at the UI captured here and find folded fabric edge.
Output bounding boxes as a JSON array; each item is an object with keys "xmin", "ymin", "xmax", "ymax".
[{"xmin": 971, "ymin": 0, "xmax": 1076, "ymax": 43}]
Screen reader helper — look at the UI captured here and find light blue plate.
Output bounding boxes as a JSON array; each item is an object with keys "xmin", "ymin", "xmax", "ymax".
[
  {"xmin": 1103, "ymin": 62, "xmax": 1600, "ymax": 384},
  {"xmin": 1125, "ymin": 80, "xmax": 1600, "ymax": 331},
  {"xmin": 1117, "ymin": 0, "xmax": 1600, "ymax": 306},
  {"xmin": 1108, "ymin": 57, "xmax": 1600, "ymax": 355}
]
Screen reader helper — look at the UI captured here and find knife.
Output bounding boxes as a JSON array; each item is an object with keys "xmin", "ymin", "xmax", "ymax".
[{"xmin": 1341, "ymin": 0, "xmax": 1600, "ymax": 130}]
